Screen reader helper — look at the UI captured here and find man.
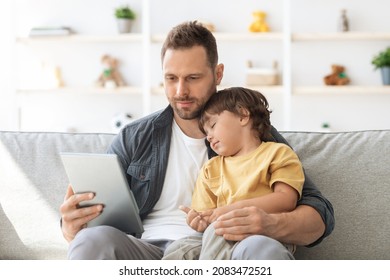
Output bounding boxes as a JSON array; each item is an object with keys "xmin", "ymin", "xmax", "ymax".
[{"xmin": 60, "ymin": 21, "xmax": 334, "ymax": 260}]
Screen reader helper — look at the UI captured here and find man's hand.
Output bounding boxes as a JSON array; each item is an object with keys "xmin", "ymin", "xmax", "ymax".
[
  {"xmin": 59, "ymin": 184, "xmax": 103, "ymax": 242},
  {"xmin": 213, "ymin": 205, "xmax": 325, "ymax": 245},
  {"xmin": 179, "ymin": 205, "xmax": 211, "ymax": 233},
  {"xmin": 207, "ymin": 204, "xmax": 235, "ymax": 223},
  {"xmin": 213, "ymin": 206, "xmax": 274, "ymax": 241}
]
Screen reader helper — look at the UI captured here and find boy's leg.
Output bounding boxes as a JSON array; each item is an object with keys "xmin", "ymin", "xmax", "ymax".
[
  {"xmin": 68, "ymin": 225, "xmax": 168, "ymax": 260},
  {"xmin": 162, "ymin": 236, "xmax": 202, "ymax": 260},
  {"xmin": 199, "ymin": 223, "xmax": 236, "ymax": 260}
]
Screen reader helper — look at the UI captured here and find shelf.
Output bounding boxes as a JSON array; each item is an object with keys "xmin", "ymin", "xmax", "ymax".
[
  {"xmin": 293, "ymin": 32, "xmax": 390, "ymax": 41},
  {"xmin": 16, "ymin": 86, "xmax": 143, "ymax": 95},
  {"xmin": 16, "ymin": 32, "xmax": 390, "ymax": 44},
  {"xmin": 151, "ymin": 32, "xmax": 283, "ymax": 43},
  {"xmin": 214, "ymin": 32, "xmax": 284, "ymax": 42},
  {"xmin": 294, "ymin": 86, "xmax": 390, "ymax": 95},
  {"xmin": 15, "ymin": 34, "xmax": 143, "ymax": 44},
  {"xmin": 152, "ymin": 85, "xmax": 390, "ymax": 96},
  {"xmin": 223, "ymin": 85, "xmax": 284, "ymax": 95},
  {"xmin": 17, "ymin": 32, "xmax": 283, "ymax": 45},
  {"xmin": 151, "ymin": 85, "xmax": 284, "ymax": 96}
]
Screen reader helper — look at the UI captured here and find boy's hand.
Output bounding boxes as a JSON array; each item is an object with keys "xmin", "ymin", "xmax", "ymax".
[{"xmin": 179, "ymin": 205, "xmax": 210, "ymax": 233}]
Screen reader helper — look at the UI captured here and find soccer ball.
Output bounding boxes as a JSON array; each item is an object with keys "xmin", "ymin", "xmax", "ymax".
[{"xmin": 111, "ymin": 113, "xmax": 133, "ymax": 133}]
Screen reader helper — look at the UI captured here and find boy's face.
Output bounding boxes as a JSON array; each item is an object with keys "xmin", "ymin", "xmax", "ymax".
[
  {"xmin": 162, "ymin": 45, "xmax": 223, "ymax": 121},
  {"xmin": 203, "ymin": 110, "xmax": 248, "ymax": 157}
]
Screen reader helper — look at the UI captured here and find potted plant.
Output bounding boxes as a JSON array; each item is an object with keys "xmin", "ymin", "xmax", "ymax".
[
  {"xmin": 371, "ymin": 47, "xmax": 390, "ymax": 85},
  {"xmin": 114, "ymin": 5, "xmax": 136, "ymax": 34}
]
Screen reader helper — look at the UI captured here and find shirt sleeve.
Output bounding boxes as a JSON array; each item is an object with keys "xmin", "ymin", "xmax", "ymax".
[{"xmin": 269, "ymin": 144, "xmax": 305, "ymax": 199}]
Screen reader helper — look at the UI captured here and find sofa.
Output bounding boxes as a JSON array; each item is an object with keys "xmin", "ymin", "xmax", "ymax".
[{"xmin": 0, "ymin": 129, "xmax": 389, "ymax": 260}]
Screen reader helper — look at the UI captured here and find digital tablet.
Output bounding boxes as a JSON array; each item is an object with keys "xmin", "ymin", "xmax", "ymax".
[{"xmin": 60, "ymin": 152, "xmax": 144, "ymax": 235}]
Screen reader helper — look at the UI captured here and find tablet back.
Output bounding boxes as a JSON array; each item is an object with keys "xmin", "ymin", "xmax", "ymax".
[{"xmin": 60, "ymin": 153, "xmax": 144, "ymax": 235}]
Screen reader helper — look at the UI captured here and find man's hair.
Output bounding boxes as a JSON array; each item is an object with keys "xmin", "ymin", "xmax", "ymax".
[
  {"xmin": 199, "ymin": 87, "xmax": 272, "ymax": 141},
  {"xmin": 161, "ymin": 21, "xmax": 218, "ymax": 68}
]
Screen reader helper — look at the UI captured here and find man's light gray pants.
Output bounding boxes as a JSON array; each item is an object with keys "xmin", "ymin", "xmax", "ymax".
[{"xmin": 68, "ymin": 225, "xmax": 294, "ymax": 260}]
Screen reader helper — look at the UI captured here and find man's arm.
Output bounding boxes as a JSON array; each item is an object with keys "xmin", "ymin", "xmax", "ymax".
[
  {"xmin": 213, "ymin": 204, "xmax": 325, "ymax": 246},
  {"xmin": 271, "ymin": 205, "xmax": 326, "ymax": 245}
]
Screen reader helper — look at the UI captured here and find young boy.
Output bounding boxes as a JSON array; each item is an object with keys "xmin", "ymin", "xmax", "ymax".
[{"xmin": 163, "ymin": 87, "xmax": 305, "ymax": 259}]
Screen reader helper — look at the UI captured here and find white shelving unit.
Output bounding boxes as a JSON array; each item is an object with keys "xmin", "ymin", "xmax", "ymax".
[
  {"xmin": 13, "ymin": 0, "xmax": 390, "ymax": 132},
  {"xmin": 294, "ymin": 85, "xmax": 390, "ymax": 95},
  {"xmin": 16, "ymin": 86, "xmax": 142, "ymax": 96},
  {"xmin": 15, "ymin": 34, "xmax": 144, "ymax": 44},
  {"xmin": 292, "ymin": 32, "xmax": 390, "ymax": 41},
  {"xmin": 15, "ymin": 32, "xmax": 145, "ymax": 97}
]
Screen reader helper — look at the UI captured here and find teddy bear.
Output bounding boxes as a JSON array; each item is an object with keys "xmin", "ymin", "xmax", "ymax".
[
  {"xmin": 96, "ymin": 54, "xmax": 125, "ymax": 88},
  {"xmin": 248, "ymin": 10, "xmax": 270, "ymax": 32},
  {"xmin": 323, "ymin": 64, "xmax": 350, "ymax": 86}
]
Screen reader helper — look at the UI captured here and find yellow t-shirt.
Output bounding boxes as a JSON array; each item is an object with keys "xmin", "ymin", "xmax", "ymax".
[{"xmin": 191, "ymin": 142, "xmax": 304, "ymax": 211}]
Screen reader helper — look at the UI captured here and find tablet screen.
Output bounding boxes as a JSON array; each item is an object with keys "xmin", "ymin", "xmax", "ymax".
[{"xmin": 60, "ymin": 152, "xmax": 144, "ymax": 235}]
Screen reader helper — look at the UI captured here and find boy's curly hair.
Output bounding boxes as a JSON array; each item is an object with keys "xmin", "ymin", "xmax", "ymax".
[{"xmin": 199, "ymin": 87, "xmax": 272, "ymax": 141}]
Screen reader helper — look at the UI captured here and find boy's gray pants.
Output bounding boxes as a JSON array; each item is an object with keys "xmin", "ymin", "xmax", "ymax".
[{"xmin": 163, "ymin": 222, "xmax": 295, "ymax": 260}]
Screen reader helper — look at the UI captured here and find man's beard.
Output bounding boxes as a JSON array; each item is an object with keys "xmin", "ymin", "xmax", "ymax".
[
  {"xmin": 168, "ymin": 82, "xmax": 217, "ymax": 120},
  {"xmin": 172, "ymin": 98, "xmax": 203, "ymax": 120}
]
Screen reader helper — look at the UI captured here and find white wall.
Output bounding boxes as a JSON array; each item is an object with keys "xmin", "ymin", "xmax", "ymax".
[
  {"xmin": 0, "ymin": 0, "xmax": 17, "ymax": 131},
  {"xmin": 2, "ymin": 0, "xmax": 390, "ymax": 132}
]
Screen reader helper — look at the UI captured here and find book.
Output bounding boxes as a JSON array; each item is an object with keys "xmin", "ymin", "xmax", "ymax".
[{"xmin": 29, "ymin": 26, "xmax": 72, "ymax": 37}]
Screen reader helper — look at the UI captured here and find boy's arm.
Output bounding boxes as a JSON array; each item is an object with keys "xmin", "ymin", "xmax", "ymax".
[{"xmin": 209, "ymin": 182, "xmax": 298, "ymax": 222}]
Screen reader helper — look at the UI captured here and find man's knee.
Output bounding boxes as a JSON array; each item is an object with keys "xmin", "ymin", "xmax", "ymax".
[
  {"xmin": 68, "ymin": 225, "xmax": 129, "ymax": 259},
  {"xmin": 231, "ymin": 235, "xmax": 294, "ymax": 260}
]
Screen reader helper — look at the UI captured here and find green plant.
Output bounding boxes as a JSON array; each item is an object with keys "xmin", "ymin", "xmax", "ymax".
[
  {"xmin": 114, "ymin": 6, "xmax": 136, "ymax": 20},
  {"xmin": 371, "ymin": 47, "xmax": 390, "ymax": 70}
]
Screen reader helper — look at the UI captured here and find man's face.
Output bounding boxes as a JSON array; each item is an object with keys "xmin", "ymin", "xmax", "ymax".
[{"xmin": 162, "ymin": 46, "xmax": 223, "ymax": 120}]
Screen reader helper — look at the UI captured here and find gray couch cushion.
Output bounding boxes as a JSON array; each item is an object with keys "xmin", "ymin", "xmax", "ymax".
[
  {"xmin": 1, "ymin": 130, "xmax": 389, "ymax": 259},
  {"xmin": 282, "ymin": 130, "xmax": 390, "ymax": 259},
  {"xmin": 0, "ymin": 131, "xmax": 115, "ymax": 259}
]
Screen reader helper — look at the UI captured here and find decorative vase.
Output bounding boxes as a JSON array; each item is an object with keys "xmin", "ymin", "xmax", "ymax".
[
  {"xmin": 117, "ymin": 19, "xmax": 133, "ymax": 34},
  {"xmin": 380, "ymin": 66, "xmax": 390, "ymax": 85}
]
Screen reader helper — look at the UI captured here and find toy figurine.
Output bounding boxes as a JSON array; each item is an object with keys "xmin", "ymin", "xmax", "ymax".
[
  {"xmin": 323, "ymin": 64, "xmax": 350, "ymax": 86},
  {"xmin": 339, "ymin": 9, "xmax": 349, "ymax": 32},
  {"xmin": 96, "ymin": 54, "xmax": 125, "ymax": 88},
  {"xmin": 249, "ymin": 10, "xmax": 270, "ymax": 33}
]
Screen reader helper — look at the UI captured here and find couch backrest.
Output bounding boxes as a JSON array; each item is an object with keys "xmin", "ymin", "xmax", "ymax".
[
  {"xmin": 0, "ymin": 131, "xmax": 115, "ymax": 259},
  {"xmin": 282, "ymin": 130, "xmax": 390, "ymax": 260},
  {"xmin": 1, "ymin": 130, "xmax": 389, "ymax": 259}
]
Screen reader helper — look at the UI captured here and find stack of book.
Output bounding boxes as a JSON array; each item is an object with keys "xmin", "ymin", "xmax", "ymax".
[{"xmin": 29, "ymin": 26, "xmax": 73, "ymax": 37}]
